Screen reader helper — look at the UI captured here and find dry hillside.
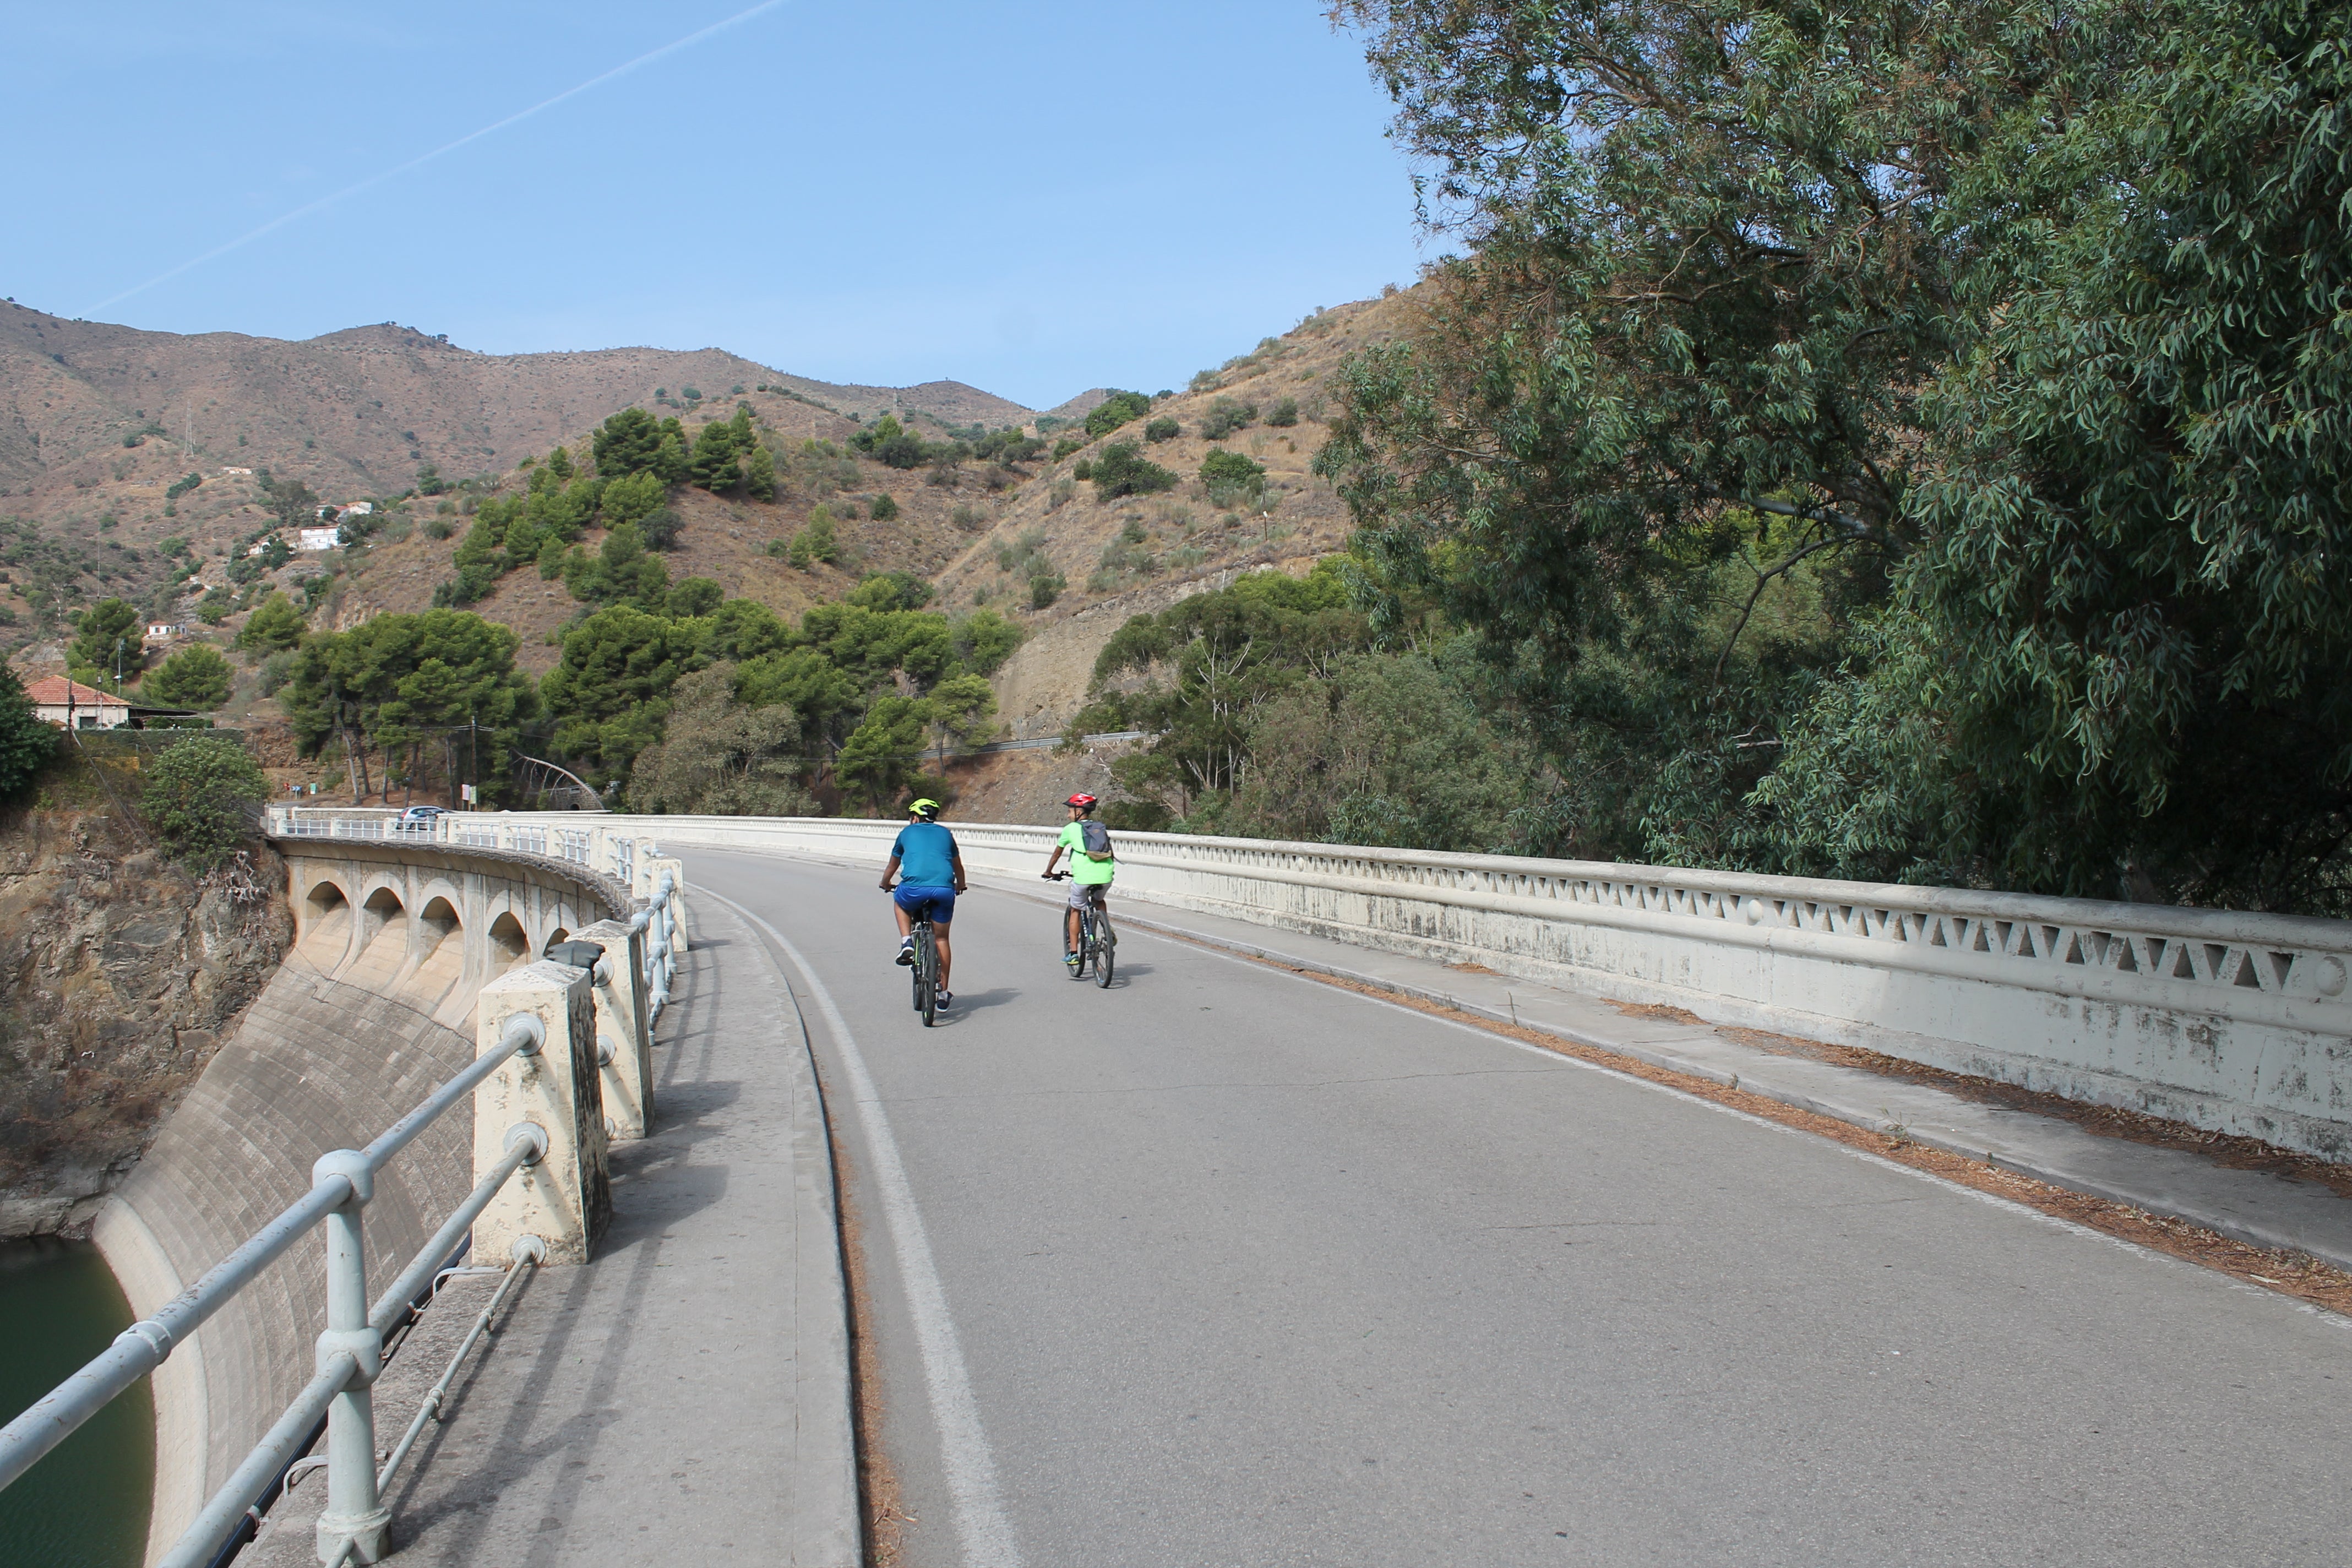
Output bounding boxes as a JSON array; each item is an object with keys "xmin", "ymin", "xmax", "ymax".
[
  {"xmin": 0, "ymin": 300, "xmax": 1055, "ymax": 502},
  {"xmin": 933, "ymin": 288, "xmax": 1424, "ymax": 735},
  {"xmin": 0, "ymin": 285, "xmax": 1425, "ymax": 750}
]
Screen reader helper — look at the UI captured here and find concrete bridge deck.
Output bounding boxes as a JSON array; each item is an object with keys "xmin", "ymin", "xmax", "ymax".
[{"xmin": 257, "ymin": 846, "xmax": 2352, "ymax": 1565}]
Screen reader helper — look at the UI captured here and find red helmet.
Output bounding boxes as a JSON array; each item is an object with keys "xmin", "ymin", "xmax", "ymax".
[{"xmin": 1065, "ymin": 793, "xmax": 1099, "ymax": 809}]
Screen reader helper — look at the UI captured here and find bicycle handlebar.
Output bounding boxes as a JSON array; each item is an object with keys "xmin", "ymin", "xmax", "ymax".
[{"xmin": 1042, "ymin": 871, "xmax": 1070, "ymax": 880}]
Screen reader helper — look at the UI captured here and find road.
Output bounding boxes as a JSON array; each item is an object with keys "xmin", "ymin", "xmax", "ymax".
[{"xmin": 689, "ymin": 847, "xmax": 2352, "ymax": 1568}]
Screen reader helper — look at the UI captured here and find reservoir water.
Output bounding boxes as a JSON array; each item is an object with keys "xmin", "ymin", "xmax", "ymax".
[{"xmin": 0, "ymin": 1239, "xmax": 152, "ymax": 1568}]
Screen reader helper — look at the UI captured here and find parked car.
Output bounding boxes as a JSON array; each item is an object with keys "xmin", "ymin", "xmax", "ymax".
[{"xmin": 393, "ymin": 806, "xmax": 449, "ymax": 833}]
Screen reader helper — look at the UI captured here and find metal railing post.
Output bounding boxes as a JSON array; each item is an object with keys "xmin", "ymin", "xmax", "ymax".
[{"xmin": 310, "ymin": 1150, "xmax": 388, "ymax": 1564}]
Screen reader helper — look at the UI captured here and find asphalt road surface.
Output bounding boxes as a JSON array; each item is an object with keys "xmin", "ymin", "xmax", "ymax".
[{"xmin": 689, "ymin": 848, "xmax": 2352, "ymax": 1568}]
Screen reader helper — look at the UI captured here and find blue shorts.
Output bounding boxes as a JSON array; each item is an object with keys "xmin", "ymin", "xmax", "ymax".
[{"xmin": 892, "ymin": 884, "xmax": 957, "ymax": 924}]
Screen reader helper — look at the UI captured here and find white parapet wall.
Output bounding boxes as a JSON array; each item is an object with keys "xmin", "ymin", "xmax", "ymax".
[{"xmin": 268, "ymin": 808, "xmax": 2352, "ymax": 1161}]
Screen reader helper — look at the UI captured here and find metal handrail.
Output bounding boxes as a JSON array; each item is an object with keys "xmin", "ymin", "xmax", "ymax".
[{"xmin": 0, "ymin": 1012, "xmax": 552, "ymax": 1563}]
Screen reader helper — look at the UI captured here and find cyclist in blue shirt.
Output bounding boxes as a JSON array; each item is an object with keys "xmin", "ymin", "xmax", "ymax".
[{"xmin": 880, "ymin": 798, "xmax": 966, "ymax": 1006}]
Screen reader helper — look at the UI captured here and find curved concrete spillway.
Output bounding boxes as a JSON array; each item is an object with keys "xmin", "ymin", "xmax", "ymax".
[{"xmin": 94, "ymin": 841, "xmax": 634, "ymax": 1561}]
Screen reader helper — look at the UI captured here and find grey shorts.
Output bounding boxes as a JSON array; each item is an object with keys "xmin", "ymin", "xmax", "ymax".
[{"xmin": 1066, "ymin": 882, "xmax": 1109, "ymax": 910}]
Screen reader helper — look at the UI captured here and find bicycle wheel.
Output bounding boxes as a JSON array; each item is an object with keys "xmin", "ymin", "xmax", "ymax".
[
  {"xmin": 914, "ymin": 923, "xmax": 937, "ymax": 1025},
  {"xmin": 1093, "ymin": 906, "xmax": 1115, "ymax": 988}
]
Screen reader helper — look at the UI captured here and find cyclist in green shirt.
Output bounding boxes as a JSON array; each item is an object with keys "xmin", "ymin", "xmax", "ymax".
[{"xmin": 1043, "ymin": 792, "xmax": 1115, "ymax": 969}]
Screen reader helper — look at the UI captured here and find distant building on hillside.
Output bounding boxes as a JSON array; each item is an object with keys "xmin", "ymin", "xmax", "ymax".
[
  {"xmin": 30, "ymin": 678, "xmax": 128, "ymax": 729},
  {"xmin": 144, "ymin": 623, "xmax": 184, "ymax": 641},
  {"xmin": 341, "ymin": 500, "xmax": 373, "ymax": 516},
  {"xmin": 25, "ymin": 678, "xmax": 193, "ymax": 731},
  {"xmin": 297, "ymin": 527, "xmax": 340, "ymax": 552},
  {"xmin": 221, "ymin": 466, "xmax": 253, "ymax": 476}
]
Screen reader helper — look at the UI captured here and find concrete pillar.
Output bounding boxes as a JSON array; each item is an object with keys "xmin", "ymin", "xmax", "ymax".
[
  {"xmin": 570, "ymin": 918, "xmax": 652, "ymax": 1142},
  {"xmin": 471, "ymin": 961, "xmax": 610, "ymax": 1265}
]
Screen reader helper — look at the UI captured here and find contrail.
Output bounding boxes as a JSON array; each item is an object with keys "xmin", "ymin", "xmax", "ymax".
[{"xmin": 89, "ymin": 0, "xmax": 789, "ymax": 314}]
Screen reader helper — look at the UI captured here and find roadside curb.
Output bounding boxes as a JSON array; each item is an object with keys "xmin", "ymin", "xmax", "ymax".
[{"xmin": 692, "ymin": 890, "xmax": 865, "ymax": 1568}]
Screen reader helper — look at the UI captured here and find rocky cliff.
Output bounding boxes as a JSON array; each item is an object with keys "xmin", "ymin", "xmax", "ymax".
[{"xmin": 0, "ymin": 773, "xmax": 290, "ymax": 1236}]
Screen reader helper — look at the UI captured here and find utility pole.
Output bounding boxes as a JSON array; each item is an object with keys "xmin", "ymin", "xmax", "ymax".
[{"xmin": 113, "ymin": 636, "xmax": 124, "ymax": 695}]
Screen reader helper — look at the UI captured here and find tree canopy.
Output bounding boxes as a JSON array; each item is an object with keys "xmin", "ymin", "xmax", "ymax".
[
  {"xmin": 1314, "ymin": 0, "xmax": 2352, "ymax": 912},
  {"xmin": 144, "ymin": 644, "xmax": 235, "ymax": 710}
]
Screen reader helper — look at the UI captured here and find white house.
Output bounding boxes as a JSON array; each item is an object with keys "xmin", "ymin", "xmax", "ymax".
[
  {"xmin": 29, "ymin": 677, "xmax": 130, "ymax": 730},
  {"xmin": 297, "ymin": 527, "xmax": 341, "ymax": 551},
  {"xmin": 144, "ymin": 623, "xmax": 184, "ymax": 641}
]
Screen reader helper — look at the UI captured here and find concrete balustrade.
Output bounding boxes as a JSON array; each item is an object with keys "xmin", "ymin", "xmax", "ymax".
[
  {"xmin": 471, "ymin": 963, "xmax": 610, "ymax": 1266},
  {"xmin": 571, "ymin": 918, "xmax": 653, "ymax": 1142},
  {"xmin": 96, "ymin": 827, "xmax": 668, "ymax": 1563},
  {"xmin": 346, "ymin": 808, "xmax": 2352, "ymax": 1163}
]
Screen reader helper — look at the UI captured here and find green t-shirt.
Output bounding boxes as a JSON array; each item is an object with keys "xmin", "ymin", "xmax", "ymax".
[{"xmin": 1059, "ymin": 819, "xmax": 1117, "ymax": 885}]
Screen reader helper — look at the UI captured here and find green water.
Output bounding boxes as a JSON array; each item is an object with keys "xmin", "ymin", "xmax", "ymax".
[{"xmin": 0, "ymin": 1239, "xmax": 153, "ymax": 1568}]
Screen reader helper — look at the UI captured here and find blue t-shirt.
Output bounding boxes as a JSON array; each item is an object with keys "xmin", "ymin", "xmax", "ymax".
[{"xmin": 892, "ymin": 821, "xmax": 959, "ymax": 888}]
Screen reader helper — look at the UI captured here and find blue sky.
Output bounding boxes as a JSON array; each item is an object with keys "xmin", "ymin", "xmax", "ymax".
[{"xmin": 0, "ymin": 3, "xmax": 1429, "ymax": 409}]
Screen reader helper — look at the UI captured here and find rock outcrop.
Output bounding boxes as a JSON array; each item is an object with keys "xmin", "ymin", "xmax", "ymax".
[{"xmin": 0, "ymin": 802, "xmax": 290, "ymax": 1236}]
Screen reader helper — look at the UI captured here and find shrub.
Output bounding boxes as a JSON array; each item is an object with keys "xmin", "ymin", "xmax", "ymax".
[
  {"xmin": 1144, "ymin": 417, "xmax": 1180, "ymax": 443},
  {"xmin": 994, "ymin": 529, "xmax": 1052, "ymax": 575},
  {"xmin": 1048, "ymin": 478, "xmax": 1077, "ymax": 511},
  {"xmin": 197, "ymin": 589, "xmax": 234, "ymax": 625},
  {"xmin": 142, "ymin": 736, "xmax": 269, "ymax": 870},
  {"xmin": 848, "ymin": 571, "xmax": 935, "ymax": 612},
  {"xmin": 1084, "ymin": 390, "xmax": 1152, "ymax": 438},
  {"xmin": 1197, "ymin": 398, "xmax": 1259, "ymax": 440},
  {"xmin": 145, "ymin": 644, "xmax": 235, "ymax": 709},
  {"xmin": 1029, "ymin": 571, "xmax": 1066, "ymax": 609},
  {"xmin": 869, "ymin": 492, "xmax": 900, "ymax": 522},
  {"xmin": 1052, "ymin": 437, "xmax": 1086, "ymax": 462},
  {"xmin": 422, "ymin": 515, "xmax": 454, "ymax": 540},
  {"xmin": 1072, "ymin": 459, "xmax": 1093, "ymax": 482},
  {"xmin": 1267, "ymin": 398, "xmax": 1299, "ymax": 428},
  {"xmin": 639, "ymin": 507, "xmax": 684, "ymax": 551},
  {"xmin": 1201, "ymin": 448, "xmax": 1267, "ymax": 507},
  {"xmin": 788, "ymin": 506, "xmax": 840, "ymax": 568},
  {"xmin": 951, "ymin": 504, "xmax": 990, "ymax": 531},
  {"xmin": 257, "ymin": 651, "xmax": 297, "ymax": 698},
  {"xmin": 1092, "ymin": 442, "xmax": 1178, "ymax": 499}
]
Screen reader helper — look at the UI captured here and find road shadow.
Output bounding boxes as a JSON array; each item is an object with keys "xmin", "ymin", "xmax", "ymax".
[{"xmin": 927, "ymin": 986, "xmax": 1023, "ymax": 1023}]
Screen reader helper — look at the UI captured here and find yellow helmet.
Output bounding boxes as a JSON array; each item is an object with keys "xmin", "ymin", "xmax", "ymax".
[{"xmin": 908, "ymin": 798, "xmax": 941, "ymax": 820}]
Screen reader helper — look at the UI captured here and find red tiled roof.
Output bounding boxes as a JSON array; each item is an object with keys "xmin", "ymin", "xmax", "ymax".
[{"xmin": 26, "ymin": 677, "xmax": 126, "ymax": 707}]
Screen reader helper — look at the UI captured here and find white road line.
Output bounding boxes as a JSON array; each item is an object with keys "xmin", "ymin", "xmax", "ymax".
[{"xmin": 703, "ymin": 887, "xmax": 1023, "ymax": 1568}]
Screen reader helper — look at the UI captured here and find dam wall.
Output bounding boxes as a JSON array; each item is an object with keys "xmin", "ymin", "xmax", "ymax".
[{"xmin": 93, "ymin": 840, "xmax": 634, "ymax": 1560}]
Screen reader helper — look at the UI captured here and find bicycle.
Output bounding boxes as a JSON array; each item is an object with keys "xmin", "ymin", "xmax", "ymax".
[
  {"xmin": 907, "ymin": 910, "xmax": 942, "ymax": 1026},
  {"xmin": 1044, "ymin": 872, "xmax": 1115, "ymax": 987}
]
